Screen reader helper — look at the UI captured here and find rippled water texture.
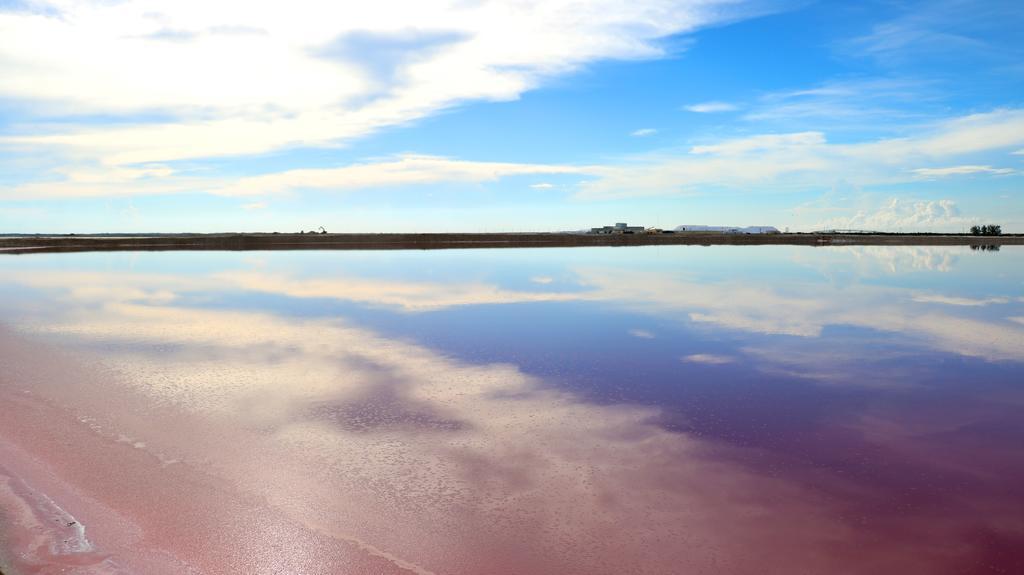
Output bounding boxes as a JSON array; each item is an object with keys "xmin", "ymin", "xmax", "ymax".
[{"xmin": 1, "ymin": 245, "xmax": 1022, "ymax": 574}]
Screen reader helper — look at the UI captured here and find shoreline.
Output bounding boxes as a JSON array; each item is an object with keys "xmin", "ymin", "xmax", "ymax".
[{"xmin": 1, "ymin": 232, "xmax": 1022, "ymax": 254}]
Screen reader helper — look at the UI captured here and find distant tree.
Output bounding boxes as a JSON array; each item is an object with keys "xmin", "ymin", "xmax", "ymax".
[{"xmin": 972, "ymin": 224, "xmax": 1003, "ymax": 236}]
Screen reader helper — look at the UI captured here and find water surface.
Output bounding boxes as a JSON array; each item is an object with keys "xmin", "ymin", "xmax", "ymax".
[{"xmin": 1, "ymin": 245, "xmax": 1022, "ymax": 574}]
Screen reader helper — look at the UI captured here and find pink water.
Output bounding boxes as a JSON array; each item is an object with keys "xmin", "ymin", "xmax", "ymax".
[{"xmin": 1, "ymin": 247, "xmax": 1023, "ymax": 574}]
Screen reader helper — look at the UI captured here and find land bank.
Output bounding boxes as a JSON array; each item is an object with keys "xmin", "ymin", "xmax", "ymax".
[{"xmin": 1, "ymin": 232, "xmax": 1022, "ymax": 254}]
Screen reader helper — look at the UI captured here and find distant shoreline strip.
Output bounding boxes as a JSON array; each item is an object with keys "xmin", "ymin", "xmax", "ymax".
[{"xmin": 1, "ymin": 232, "xmax": 1022, "ymax": 254}]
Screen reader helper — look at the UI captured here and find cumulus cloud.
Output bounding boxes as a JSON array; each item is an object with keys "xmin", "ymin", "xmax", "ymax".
[
  {"xmin": 815, "ymin": 198, "xmax": 967, "ymax": 232},
  {"xmin": 911, "ymin": 165, "xmax": 1014, "ymax": 177},
  {"xmin": 684, "ymin": 101, "xmax": 737, "ymax": 113}
]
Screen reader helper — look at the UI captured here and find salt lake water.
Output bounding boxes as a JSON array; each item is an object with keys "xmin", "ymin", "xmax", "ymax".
[{"xmin": 1, "ymin": 245, "xmax": 1022, "ymax": 574}]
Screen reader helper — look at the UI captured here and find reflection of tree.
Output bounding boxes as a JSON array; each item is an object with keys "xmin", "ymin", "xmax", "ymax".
[{"xmin": 970, "ymin": 244, "xmax": 1000, "ymax": 252}]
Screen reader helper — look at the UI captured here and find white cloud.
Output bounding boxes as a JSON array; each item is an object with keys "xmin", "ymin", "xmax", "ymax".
[
  {"xmin": 7, "ymin": 103, "xmax": 1024, "ymax": 204},
  {"xmin": 576, "ymin": 109, "xmax": 1024, "ymax": 200},
  {"xmin": 1012, "ymin": 149, "xmax": 1024, "ymax": 156},
  {"xmin": 0, "ymin": 154, "xmax": 587, "ymax": 199},
  {"xmin": 912, "ymin": 294, "xmax": 1010, "ymax": 307},
  {"xmin": 854, "ymin": 109, "xmax": 1024, "ymax": 159},
  {"xmin": 530, "ymin": 276, "xmax": 554, "ymax": 284},
  {"xmin": 911, "ymin": 165, "xmax": 1014, "ymax": 177},
  {"xmin": 0, "ymin": 0, "xmax": 757, "ymax": 168},
  {"xmin": 684, "ymin": 101, "xmax": 737, "ymax": 113},
  {"xmin": 529, "ymin": 182, "xmax": 555, "ymax": 189},
  {"xmin": 213, "ymin": 155, "xmax": 587, "ymax": 196},
  {"xmin": 689, "ymin": 132, "xmax": 825, "ymax": 155},
  {"xmin": 681, "ymin": 354, "xmax": 734, "ymax": 364},
  {"xmin": 815, "ymin": 198, "xmax": 968, "ymax": 232},
  {"xmin": 242, "ymin": 202, "xmax": 267, "ymax": 211},
  {"xmin": 628, "ymin": 328, "xmax": 655, "ymax": 339},
  {"xmin": 630, "ymin": 128, "xmax": 657, "ymax": 137}
]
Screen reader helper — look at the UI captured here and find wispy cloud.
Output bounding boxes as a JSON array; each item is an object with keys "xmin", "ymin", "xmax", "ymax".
[
  {"xmin": 576, "ymin": 108, "xmax": 1024, "ymax": 200},
  {"xmin": 689, "ymin": 132, "xmax": 824, "ymax": 155},
  {"xmin": 529, "ymin": 182, "xmax": 555, "ymax": 189},
  {"xmin": 912, "ymin": 294, "xmax": 1010, "ymax": 307},
  {"xmin": 911, "ymin": 165, "xmax": 1014, "ymax": 177},
  {"xmin": 628, "ymin": 329, "xmax": 655, "ymax": 339},
  {"xmin": 630, "ymin": 128, "xmax": 657, "ymax": 137},
  {"xmin": 838, "ymin": 0, "xmax": 1022, "ymax": 67},
  {"xmin": 0, "ymin": 155, "xmax": 587, "ymax": 199},
  {"xmin": 242, "ymin": 202, "xmax": 267, "ymax": 211},
  {"xmin": 681, "ymin": 354, "xmax": 735, "ymax": 365},
  {"xmin": 684, "ymin": 101, "xmax": 737, "ymax": 113},
  {"xmin": 212, "ymin": 155, "xmax": 587, "ymax": 197},
  {"xmin": 6, "ymin": 108, "xmax": 1024, "ymax": 207},
  {"xmin": 744, "ymin": 78, "xmax": 939, "ymax": 129}
]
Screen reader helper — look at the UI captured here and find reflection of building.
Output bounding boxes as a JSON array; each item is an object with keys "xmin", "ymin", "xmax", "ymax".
[
  {"xmin": 591, "ymin": 222, "xmax": 646, "ymax": 234},
  {"xmin": 674, "ymin": 225, "xmax": 780, "ymax": 234}
]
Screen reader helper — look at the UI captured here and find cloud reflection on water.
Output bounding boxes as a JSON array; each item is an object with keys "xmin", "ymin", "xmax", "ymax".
[
  {"xmin": 1, "ymin": 298, "xmax": 998, "ymax": 574},
  {"xmin": 0, "ymin": 246, "xmax": 1022, "ymax": 573}
]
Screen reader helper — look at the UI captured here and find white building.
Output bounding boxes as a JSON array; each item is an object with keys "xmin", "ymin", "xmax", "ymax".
[
  {"xmin": 591, "ymin": 222, "xmax": 646, "ymax": 234},
  {"xmin": 674, "ymin": 225, "xmax": 780, "ymax": 234}
]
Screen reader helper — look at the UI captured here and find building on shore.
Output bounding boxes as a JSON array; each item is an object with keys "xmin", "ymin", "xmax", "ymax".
[
  {"xmin": 674, "ymin": 225, "xmax": 780, "ymax": 234},
  {"xmin": 590, "ymin": 222, "xmax": 646, "ymax": 234}
]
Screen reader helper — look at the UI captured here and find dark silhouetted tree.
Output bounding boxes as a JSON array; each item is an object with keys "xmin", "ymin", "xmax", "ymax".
[{"xmin": 971, "ymin": 224, "xmax": 1002, "ymax": 236}]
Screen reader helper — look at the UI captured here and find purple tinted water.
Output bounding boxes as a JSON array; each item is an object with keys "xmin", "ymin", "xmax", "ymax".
[{"xmin": 0, "ymin": 245, "xmax": 1022, "ymax": 574}]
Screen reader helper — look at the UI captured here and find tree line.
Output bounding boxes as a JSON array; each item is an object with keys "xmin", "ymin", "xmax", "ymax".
[{"xmin": 970, "ymin": 224, "xmax": 1002, "ymax": 236}]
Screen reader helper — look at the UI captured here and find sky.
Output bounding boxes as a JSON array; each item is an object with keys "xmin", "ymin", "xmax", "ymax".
[{"xmin": 0, "ymin": 0, "xmax": 1022, "ymax": 233}]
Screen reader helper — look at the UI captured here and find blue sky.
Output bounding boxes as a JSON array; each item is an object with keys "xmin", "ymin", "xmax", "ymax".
[{"xmin": 1, "ymin": 0, "xmax": 1022, "ymax": 233}]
